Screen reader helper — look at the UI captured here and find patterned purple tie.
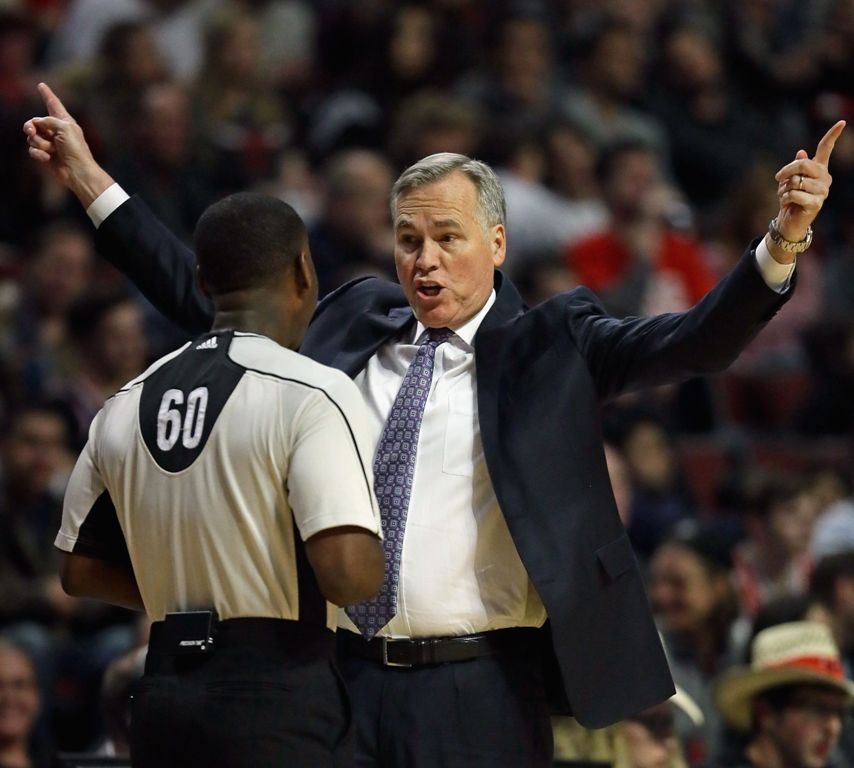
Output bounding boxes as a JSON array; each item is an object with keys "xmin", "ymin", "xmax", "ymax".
[{"xmin": 347, "ymin": 327, "xmax": 454, "ymax": 638}]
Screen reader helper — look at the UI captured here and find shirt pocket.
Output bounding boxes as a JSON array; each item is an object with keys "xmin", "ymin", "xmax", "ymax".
[{"xmin": 442, "ymin": 386, "xmax": 478, "ymax": 477}]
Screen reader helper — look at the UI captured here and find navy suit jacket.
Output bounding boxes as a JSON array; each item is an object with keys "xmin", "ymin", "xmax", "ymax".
[{"xmin": 95, "ymin": 196, "xmax": 792, "ymax": 727}]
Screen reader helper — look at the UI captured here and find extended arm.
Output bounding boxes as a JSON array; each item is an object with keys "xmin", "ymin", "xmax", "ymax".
[
  {"xmin": 570, "ymin": 121, "xmax": 845, "ymax": 401},
  {"xmin": 23, "ymin": 83, "xmax": 213, "ymax": 334}
]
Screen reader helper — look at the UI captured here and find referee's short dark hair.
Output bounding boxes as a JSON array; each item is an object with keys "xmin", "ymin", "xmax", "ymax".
[{"xmin": 194, "ymin": 192, "xmax": 308, "ymax": 295}]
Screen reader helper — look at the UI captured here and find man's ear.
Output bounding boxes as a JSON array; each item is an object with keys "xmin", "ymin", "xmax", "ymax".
[
  {"xmin": 293, "ymin": 251, "xmax": 313, "ymax": 295},
  {"xmin": 491, "ymin": 224, "xmax": 506, "ymax": 268},
  {"xmin": 196, "ymin": 265, "xmax": 212, "ymax": 298}
]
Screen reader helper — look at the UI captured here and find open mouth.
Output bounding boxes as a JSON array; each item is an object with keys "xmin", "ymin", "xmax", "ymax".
[{"xmin": 416, "ymin": 284, "xmax": 442, "ymax": 298}]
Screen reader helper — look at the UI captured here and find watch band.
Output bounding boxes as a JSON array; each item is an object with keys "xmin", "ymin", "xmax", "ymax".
[{"xmin": 768, "ymin": 217, "xmax": 813, "ymax": 253}]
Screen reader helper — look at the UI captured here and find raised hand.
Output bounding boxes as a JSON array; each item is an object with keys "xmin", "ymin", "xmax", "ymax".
[
  {"xmin": 773, "ymin": 120, "xmax": 846, "ymax": 246},
  {"xmin": 23, "ymin": 82, "xmax": 114, "ymax": 207}
]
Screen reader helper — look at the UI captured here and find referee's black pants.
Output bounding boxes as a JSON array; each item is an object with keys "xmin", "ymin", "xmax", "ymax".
[
  {"xmin": 338, "ymin": 633, "xmax": 554, "ymax": 767},
  {"xmin": 131, "ymin": 619, "xmax": 352, "ymax": 768}
]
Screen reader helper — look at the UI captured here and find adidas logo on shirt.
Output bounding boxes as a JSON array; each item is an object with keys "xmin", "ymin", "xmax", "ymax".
[{"xmin": 195, "ymin": 337, "xmax": 218, "ymax": 351}]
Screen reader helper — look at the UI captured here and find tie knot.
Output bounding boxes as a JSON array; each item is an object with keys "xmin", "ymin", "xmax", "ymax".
[{"xmin": 425, "ymin": 327, "xmax": 454, "ymax": 346}]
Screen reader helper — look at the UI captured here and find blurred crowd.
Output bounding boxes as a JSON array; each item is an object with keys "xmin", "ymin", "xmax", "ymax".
[{"xmin": 0, "ymin": 0, "xmax": 853, "ymax": 765}]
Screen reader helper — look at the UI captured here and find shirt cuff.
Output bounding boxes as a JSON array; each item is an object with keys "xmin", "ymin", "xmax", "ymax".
[
  {"xmin": 86, "ymin": 183, "xmax": 130, "ymax": 229},
  {"xmin": 754, "ymin": 237, "xmax": 796, "ymax": 294}
]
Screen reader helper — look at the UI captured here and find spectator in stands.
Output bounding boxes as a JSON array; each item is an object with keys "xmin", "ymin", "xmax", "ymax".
[
  {"xmin": 0, "ymin": 641, "xmax": 46, "ymax": 768},
  {"xmin": 715, "ymin": 621, "xmax": 852, "ymax": 768},
  {"xmin": 619, "ymin": 412, "xmax": 696, "ymax": 559},
  {"xmin": 108, "ymin": 82, "xmax": 214, "ymax": 243},
  {"xmin": 553, "ymin": 687, "xmax": 704, "ymax": 768},
  {"xmin": 455, "ymin": 11, "xmax": 566, "ymax": 129},
  {"xmin": 564, "ymin": 140, "xmax": 715, "ymax": 318},
  {"xmin": 560, "ymin": 17, "xmax": 666, "ymax": 152},
  {"xmin": 367, "ymin": 4, "xmax": 443, "ymax": 115},
  {"xmin": 543, "ymin": 118, "xmax": 608, "ymax": 231},
  {"xmin": 59, "ymin": 291, "xmax": 147, "ymax": 448},
  {"xmin": 495, "ymin": 122, "xmax": 607, "ymax": 276},
  {"xmin": 230, "ymin": 0, "xmax": 318, "ymax": 94},
  {"xmin": 811, "ymin": 552, "xmax": 854, "ymax": 677},
  {"xmin": 0, "ymin": 403, "xmax": 72, "ymax": 730},
  {"xmin": 191, "ymin": 6, "xmax": 291, "ymax": 193},
  {"xmin": 388, "ymin": 92, "xmax": 483, "ymax": 169},
  {"xmin": 0, "ymin": 404, "xmax": 74, "ymax": 645},
  {"xmin": 55, "ymin": 20, "xmax": 166, "ymax": 163},
  {"xmin": 308, "ymin": 149, "xmax": 395, "ymax": 293},
  {"xmin": 733, "ymin": 472, "xmax": 816, "ymax": 618},
  {"xmin": 647, "ymin": 23, "xmax": 761, "ymax": 215},
  {"xmin": 650, "ymin": 525, "xmax": 743, "ymax": 765},
  {"xmin": 0, "ymin": 221, "xmax": 94, "ymax": 404}
]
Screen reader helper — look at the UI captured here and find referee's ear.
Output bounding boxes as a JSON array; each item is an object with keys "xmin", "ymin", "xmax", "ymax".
[{"xmin": 293, "ymin": 251, "xmax": 317, "ymax": 299}]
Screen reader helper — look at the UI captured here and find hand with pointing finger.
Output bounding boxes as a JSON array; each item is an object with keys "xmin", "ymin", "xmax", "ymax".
[
  {"xmin": 766, "ymin": 120, "xmax": 846, "ymax": 263},
  {"xmin": 22, "ymin": 82, "xmax": 114, "ymax": 208}
]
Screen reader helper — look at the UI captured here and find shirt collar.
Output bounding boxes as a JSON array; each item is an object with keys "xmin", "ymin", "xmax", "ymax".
[{"xmin": 413, "ymin": 290, "xmax": 496, "ymax": 349}]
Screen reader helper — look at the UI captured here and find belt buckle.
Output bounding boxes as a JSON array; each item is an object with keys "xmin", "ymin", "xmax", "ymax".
[{"xmin": 381, "ymin": 637, "xmax": 412, "ymax": 668}]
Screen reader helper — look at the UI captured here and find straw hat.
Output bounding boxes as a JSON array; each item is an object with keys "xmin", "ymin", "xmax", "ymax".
[{"xmin": 715, "ymin": 621, "xmax": 854, "ymax": 732}]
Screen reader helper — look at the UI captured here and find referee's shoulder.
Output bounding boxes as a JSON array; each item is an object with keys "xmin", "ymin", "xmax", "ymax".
[{"xmin": 229, "ymin": 333, "xmax": 359, "ymax": 402}]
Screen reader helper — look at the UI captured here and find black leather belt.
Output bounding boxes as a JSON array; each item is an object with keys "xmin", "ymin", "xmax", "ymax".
[{"xmin": 338, "ymin": 627, "xmax": 540, "ymax": 668}]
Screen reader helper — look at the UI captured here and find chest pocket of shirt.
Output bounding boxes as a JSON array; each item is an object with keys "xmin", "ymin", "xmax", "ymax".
[{"xmin": 442, "ymin": 387, "xmax": 479, "ymax": 477}]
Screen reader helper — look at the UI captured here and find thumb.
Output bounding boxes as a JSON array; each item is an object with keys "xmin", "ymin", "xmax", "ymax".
[
  {"xmin": 794, "ymin": 149, "xmax": 809, "ymax": 160},
  {"xmin": 38, "ymin": 82, "xmax": 73, "ymax": 121}
]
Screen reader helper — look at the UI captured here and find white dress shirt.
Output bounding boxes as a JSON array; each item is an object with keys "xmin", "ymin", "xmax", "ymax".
[{"xmin": 335, "ymin": 292, "xmax": 549, "ymax": 638}]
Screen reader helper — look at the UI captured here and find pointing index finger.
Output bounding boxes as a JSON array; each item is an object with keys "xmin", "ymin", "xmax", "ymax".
[
  {"xmin": 37, "ymin": 82, "xmax": 72, "ymax": 121},
  {"xmin": 814, "ymin": 120, "xmax": 846, "ymax": 166}
]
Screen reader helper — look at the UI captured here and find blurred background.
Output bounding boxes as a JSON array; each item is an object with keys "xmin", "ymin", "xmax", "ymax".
[{"xmin": 0, "ymin": 0, "xmax": 853, "ymax": 765}]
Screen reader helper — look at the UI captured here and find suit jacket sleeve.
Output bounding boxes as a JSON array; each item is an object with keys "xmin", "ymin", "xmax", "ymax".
[
  {"xmin": 94, "ymin": 196, "xmax": 215, "ymax": 334},
  {"xmin": 567, "ymin": 240, "xmax": 793, "ymax": 401}
]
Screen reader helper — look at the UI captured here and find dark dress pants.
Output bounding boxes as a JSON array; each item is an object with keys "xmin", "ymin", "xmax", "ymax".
[
  {"xmin": 131, "ymin": 623, "xmax": 351, "ymax": 767},
  {"xmin": 339, "ymin": 649, "xmax": 554, "ymax": 767}
]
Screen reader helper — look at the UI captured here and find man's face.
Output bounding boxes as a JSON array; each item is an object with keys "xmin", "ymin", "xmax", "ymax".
[
  {"xmin": 2, "ymin": 412, "xmax": 68, "ymax": 499},
  {"xmin": 604, "ymin": 149, "xmax": 660, "ymax": 219},
  {"xmin": 763, "ymin": 687, "xmax": 846, "ymax": 768},
  {"xmin": 649, "ymin": 544, "xmax": 722, "ymax": 635},
  {"xmin": 92, "ymin": 302, "xmax": 147, "ymax": 382},
  {"xmin": 0, "ymin": 648, "xmax": 40, "ymax": 744},
  {"xmin": 394, "ymin": 171, "xmax": 505, "ymax": 329}
]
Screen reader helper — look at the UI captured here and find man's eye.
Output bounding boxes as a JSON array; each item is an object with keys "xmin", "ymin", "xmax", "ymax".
[{"xmin": 441, "ymin": 234, "xmax": 456, "ymax": 243}]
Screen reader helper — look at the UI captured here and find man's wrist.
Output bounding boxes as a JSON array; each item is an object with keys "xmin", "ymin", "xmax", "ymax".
[
  {"xmin": 85, "ymin": 183, "xmax": 129, "ymax": 228},
  {"xmin": 763, "ymin": 232, "xmax": 797, "ymax": 265},
  {"xmin": 756, "ymin": 236, "xmax": 796, "ymax": 293},
  {"xmin": 68, "ymin": 165, "xmax": 115, "ymax": 209}
]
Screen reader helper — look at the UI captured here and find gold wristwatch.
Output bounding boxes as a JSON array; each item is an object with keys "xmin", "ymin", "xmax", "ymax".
[{"xmin": 767, "ymin": 217, "xmax": 813, "ymax": 253}]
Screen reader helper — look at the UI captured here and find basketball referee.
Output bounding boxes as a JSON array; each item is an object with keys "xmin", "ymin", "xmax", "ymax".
[{"xmin": 54, "ymin": 192, "xmax": 385, "ymax": 767}]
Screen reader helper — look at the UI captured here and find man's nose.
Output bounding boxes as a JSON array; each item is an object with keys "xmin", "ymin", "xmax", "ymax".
[{"xmin": 415, "ymin": 238, "xmax": 441, "ymax": 270}]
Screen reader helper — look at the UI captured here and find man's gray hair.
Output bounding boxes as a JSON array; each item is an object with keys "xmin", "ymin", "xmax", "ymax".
[{"xmin": 390, "ymin": 153, "xmax": 506, "ymax": 230}]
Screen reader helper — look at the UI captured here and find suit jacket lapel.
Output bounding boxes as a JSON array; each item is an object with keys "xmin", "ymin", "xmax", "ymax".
[{"xmin": 333, "ymin": 306, "xmax": 414, "ymax": 377}]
